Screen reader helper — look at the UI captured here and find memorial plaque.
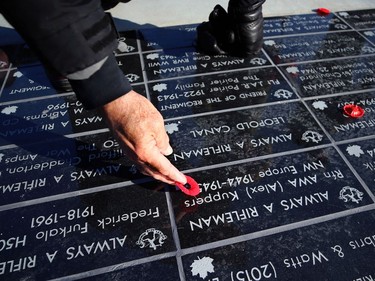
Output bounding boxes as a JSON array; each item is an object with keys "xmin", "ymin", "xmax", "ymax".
[
  {"xmin": 0, "ymin": 84, "xmax": 146, "ymax": 147},
  {"xmin": 361, "ymin": 29, "xmax": 375, "ymax": 44},
  {"xmin": 139, "ymin": 24, "xmax": 197, "ymax": 51},
  {"xmin": 0, "ymin": 131, "xmax": 148, "ymax": 206},
  {"xmin": 280, "ymin": 56, "xmax": 375, "ymax": 97},
  {"xmin": 114, "ymin": 30, "xmax": 138, "ymax": 55},
  {"xmin": 263, "ymin": 31, "xmax": 375, "ymax": 64},
  {"xmin": 0, "ymin": 65, "xmax": 58, "ymax": 103},
  {"xmin": 264, "ymin": 13, "xmax": 351, "ymax": 37},
  {"xmin": 182, "ymin": 209, "xmax": 375, "ymax": 280},
  {"xmin": 143, "ymin": 48, "xmax": 271, "ymax": 81},
  {"xmin": 339, "ymin": 139, "xmax": 375, "ymax": 191},
  {"xmin": 0, "ymin": 185, "xmax": 174, "ymax": 280},
  {"xmin": 166, "ymin": 102, "xmax": 329, "ymax": 171},
  {"xmin": 306, "ymin": 92, "xmax": 375, "ymax": 141},
  {"xmin": 0, "ymin": 95, "xmax": 104, "ymax": 146},
  {"xmin": 81, "ymin": 258, "xmax": 180, "ymax": 281},
  {"xmin": 149, "ymin": 67, "xmax": 297, "ymax": 119},
  {"xmin": 171, "ymin": 147, "xmax": 372, "ymax": 248},
  {"xmin": 116, "ymin": 53, "xmax": 144, "ymax": 84},
  {"xmin": 337, "ymin": 9, "xmax": 375, "ymax": 30}
]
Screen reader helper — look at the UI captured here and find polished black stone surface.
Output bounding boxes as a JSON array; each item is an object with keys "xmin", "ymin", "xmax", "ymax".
[
  {"xmin": 264, "ymin": 13, "xmax": 351, "ymax": 37},
  {"xmin": 0, "ymin": 185, "xmax": 174, "ymax": 280},
  {"xmin": 1, "ymin": 9, "xmax": 375, "ymax": 281},
  {"xmin": 149, "ymin": 67, "xmax": 297, "ymax": 119},
  {"xmin": 144, "ymin": 49, "xmax": 271, "ymax": 81},
  {"xmin": 0, "ymin": 65, "xmax": 58, "ymax": 103},
  {"xmin": 114, "ymin": 30, "xmax": 139, "ymax": 55},
  {"xmin": 139, "ymin": 24, "xmax": 197, "ymax": 51},
  {"xmin": 81, "ymin": 258, "xmax": 181, "ymax": 281},
  {"xmin": 166, "ymin": 102, "xmax": 329, "ymax": 170},
  {"xmin": 171, "ymin": 147, "xmax": 373, "ymax": 248},
  {"xmin": 0, "ymin": 132, "xmax": 150, "ymax": 206},
  {"xmin": 337, "ymin": 9, "xmax": 375, "ymax": 29},
  {"xmin": 339, "ymin": 139, "xmax": 375, "ymax": 192},
  {"xmin": 306, "ymin": 91, "xmax": 375, "ymax": 141},
  {"xmin": 264, "ymin": 31, "xmax": 375, "ymax": 64},
  {"xmin": 182, "ymin": 210, "xmax": 375, "ymax": 280},
  {"xmin": 280, "ymin": 56, "xmax": 375, "ymax": 97},
  {"xmin": 0, "ymin": 85, "xmax": 146, "ymax": 146}
]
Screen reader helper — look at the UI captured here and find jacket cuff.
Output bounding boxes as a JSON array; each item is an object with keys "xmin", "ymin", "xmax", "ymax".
[{"xmin": 69, "ymin": 55, "xmax": 132, "ymax": 109}]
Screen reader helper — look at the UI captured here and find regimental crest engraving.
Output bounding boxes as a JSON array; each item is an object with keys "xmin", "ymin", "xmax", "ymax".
[
  {"xmin": 273, "ymin": 89, "xmax": 293, "ymax": 99},
  {"xmin": 190, "ymin": 256, "xmax": 215, "ymax": 279},
  {"xmin": 301, "ymin": 130, "xmax": 324, "ymax": 143},
  {"xmin": 125, "ymin": 73, "xmax": 140, "ymax": 83},
  {"xmin": 339, "ymin": 186, "xmax": 364, "ymax": 204},
  {"xmin": 136, "ymin": 228, "xmax": 167, "ymax": 250}
]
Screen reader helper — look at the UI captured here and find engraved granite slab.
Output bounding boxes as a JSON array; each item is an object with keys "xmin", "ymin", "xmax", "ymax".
[
  {"xmin": 264, "ymin": 13, "xmax": 351, "ymax": 37},
  {"xmin": 0, "ymin": 131, "xmax": 148, "ymax": 207},
  {"xmin": 337, "ymin": 9, "xmax": 375, "ymax": 30},
  {"xmin": 114, "ymin": 30, "xmax": 138, "ymax": 56},
  {"xmin": 263, "ymin": 31, "xmax": 375, "ymax": 64},
  {"xmin": 0, "ymin": 84, "xmax": 146, "ymax": 147},
  {"xmin": 116, "ymin": 54, "xmax": 144, "ymax": 84},
  {"xmin": 143, "ymin": 49, "xmax": 271, "ymax": 81},
  {"xmin": 0, "ymin": 65, "xmax": 58, "ymax": 103},
  {"xmin": 306, "ymin": 92, "xmax": 375, "ymax": 141},
  {"xmin": 81, "ymin": 258, "xmax": 180, "ymax": 281},
  {"xmin": 339, "ymin": 139, "xmax": 375, "ymax": 192},
  {"xmin": 170, "ymin": 147, "xmax": 372, "ymax": 248},
  {"xmin": 139, "ymin": 24, "xmax": 197, "ymax": 52},
  {"xmin": 0, "ymin": 95, "xmax": 104, "ymax": 146},
  {"xmin": 0, "ymin": 185, "xmax": 174, "ymax": 280},
  {"xmin": 182, "ymin": 209, "xmax": 375, "ymax": 280},
  {"xmin": 166, "ymin": 102, "xmax": 329, "ymax": 171},
  {"xmin": 280, "ymin": 56, "xmax": 375, "ymax": 97},
  {"xmin": 149, "ymin": 67, "xmax": 297, "ymax": 119}
]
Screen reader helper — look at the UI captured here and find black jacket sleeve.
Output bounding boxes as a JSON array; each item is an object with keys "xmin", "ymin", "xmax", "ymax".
[{"xmin": 0, "ymin": 0, "xmax": 132, "ymax": 109}]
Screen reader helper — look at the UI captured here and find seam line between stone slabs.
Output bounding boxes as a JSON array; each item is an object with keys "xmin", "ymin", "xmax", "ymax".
[
  {"xmin": 276, "ymin": 53, "xmax": 375, "ymax": 67},
  {"xmin": 180, "ymin": 143, "xmax": 333, "ymax": 174},
  {"xmin": 335, "ymin": 11, "xmax": 374, "ymax": 35},
  {"xmin": 301, "ymin": 88, "xmax": 375, "ymax": 101},
  {"xmin": 178, "ymin": 203, "xmax": 375, "ymax": 257},
  {"xmin": 165, "ymin": 191, "xmax": 187, "ymax": 281},
  {"xmin": 133, "ymin": 30, "xmax": 152, "ymax": 101},
  {"xmin": 144, "ymin": 63, "xmax": 274, "ymax": 84},
  {"xmin": 263, "ymin": 28, "xmax": 355, "ymax": 40},
  {"xmin": 163, "ymin": 98, "xmax": 299, "ymax": 122},
  {"xmin": 0, "ymin": 66, "xmax": 11, "ymax": 98},
  {"xmin": 47, "ymin": 251, "xmax": 179, "ymax": 281},
  {"xmin": 46, "ymin": 204, "xmax": 375, "ymax": 281},
  {"xmin": 0, "ymin": 143, "xmax": 333, "ymax": 212}
]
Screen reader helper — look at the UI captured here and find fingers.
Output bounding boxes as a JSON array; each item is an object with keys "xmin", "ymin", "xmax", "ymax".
[{"xmin": 137, "ymin": 145, "xmax": 187, "ymax": 185}]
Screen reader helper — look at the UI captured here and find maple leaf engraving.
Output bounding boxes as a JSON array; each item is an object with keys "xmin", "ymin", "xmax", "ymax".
[{"xmin": 190, "ymin": 256, "xmax": 215, "ymax": 279}]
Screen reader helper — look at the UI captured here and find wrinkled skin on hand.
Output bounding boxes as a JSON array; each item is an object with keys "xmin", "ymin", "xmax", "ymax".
[{"xmin": 100, "ymin": 90, "xmax": 187, "ymax": 185}]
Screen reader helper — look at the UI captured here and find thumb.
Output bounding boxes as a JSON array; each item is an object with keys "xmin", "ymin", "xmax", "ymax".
[{"xmin": 161, "ymin": 144, "xmax": 174, "ymax": 156}]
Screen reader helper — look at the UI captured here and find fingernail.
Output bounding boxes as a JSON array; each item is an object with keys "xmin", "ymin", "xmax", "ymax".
[
  {"xmin": 164, "ymin": 145, "xmax": 173, "ymax": 156},
  {"xmin": 176, "ymin": 172, "xmax": 187, "ymax": 184}
]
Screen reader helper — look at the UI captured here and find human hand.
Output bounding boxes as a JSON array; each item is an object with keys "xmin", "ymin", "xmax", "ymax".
[{"xmin": 100, "ymin": 90, "xmax": 187, "ymax": 185}]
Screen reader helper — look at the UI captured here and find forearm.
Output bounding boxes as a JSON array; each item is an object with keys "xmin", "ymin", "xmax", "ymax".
[{"xmin": 0, "ymin": 0, "xmax": 131, "ymax": 109}]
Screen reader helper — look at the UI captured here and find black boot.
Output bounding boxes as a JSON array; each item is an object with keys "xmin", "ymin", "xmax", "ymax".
[{"xmin": 227, "ymin": 0, "xmax": 266, "ymax": 56}]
